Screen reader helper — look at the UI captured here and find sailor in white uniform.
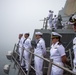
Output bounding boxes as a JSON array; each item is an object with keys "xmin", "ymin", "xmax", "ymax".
[
  {"xmin": 34, "ymin": 32, "xmax": 46, "ymax": 75},
  {"xmin": 48, "ymin": 10, "xmax": 53, "ymax": 29},
  {"xmin": 18, "ymin": 33, "xmax": 25, "ymax": 66},
  {"xmin": 18, "ymin": 33, "xmax": 23, "ymax": 53},
  {"xmin": 73, "ymin": 37, "xmax": 76, "ymax": 73},
  {"xmin": 23, "ymin": 33, "xmax": 31, "ymax": 72},
  {"xmin": 69, "ymin": 13, "xmax": 76, "ymax": 73},
  {"xmin": 52, "ymin": 15, "xmax": 58, "ymax": 29},
  {"xmin": 50, "ymin": 32, "xmax": 66, "ymax": 75}
]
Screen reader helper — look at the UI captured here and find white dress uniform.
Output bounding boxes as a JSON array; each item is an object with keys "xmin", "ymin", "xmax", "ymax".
[
  {"xmin": 23, "ymin": 37, "xmax": 31, "ymax": 71},
  {"xmin": 48, "ymin": 11, "xmax": 53, "ymax": 28},
  {"xmin": 69, "ymin": 13, "xmax": 76, "ymax": 72},
  {"xmin": 18, "ymin": 36, "xmax": 25, "ymax": 66},
  {"xmin": 52, "ymin": 17, "xmax": 58, "ymax": 29},
  {"xmin": 73, "ymin": 37, "xmax": 76, "ymax": 72},
  {"xmin": 50, "ymin": 32, "xmax": 66, "ymax": 75},
  {"xmin": 34, "ymin": 32, "xmax": 46, "ymax": 75}
]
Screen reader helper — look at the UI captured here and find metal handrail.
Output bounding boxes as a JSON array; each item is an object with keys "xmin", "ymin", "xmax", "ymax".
[
  {"xmin": 13, "ymin": 44, "xmax": 76, "ymax": 75},
  {"xmin": 12, "ymin": 55, "xmax": 26, "ymax": 75},
  {"xmin": 13, "ymin": 48, "xmax": 44, "ymax": 75},
  {"xmin": 23, "ymin": 49, "xmax": 76, "ymax": 75}
]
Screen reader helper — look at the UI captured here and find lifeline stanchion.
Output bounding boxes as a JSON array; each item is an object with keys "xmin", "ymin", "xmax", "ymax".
[
  {"xmin": 12, "ymin": 44, "xmax": 76, "ymax": 75},
  {"xmin": 27, "ymin": 49, "xmax": 33, "ymax": 75},
  {"xmin": 47, "ymin": 59, "xmax": 53, "ymax": 75}
]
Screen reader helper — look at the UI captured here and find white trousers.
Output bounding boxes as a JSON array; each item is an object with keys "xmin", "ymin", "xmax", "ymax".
[
  {"xmin": 73, "ymin": 49, "xmax": 76, "ymax": 72},
  {"xmin": 53, "ymin": 23, "xmax": 57, "ymax": 29},
  {"xmin": 73, "ymin": 59, "xmax": 76, "ymax": 72},
  {"xmin": 50, "ymin": 62, "xmax": 63, "ymax": 75},
  {"xmin": 34, "ymin": 54, "xmax": 43, "ymax": 75},
  {"xmin": 49, "ymin": 21, "xmax": 52, "ymax": 28},
  {"xmin": 23, "ymin": 50, "xmax": 30, "ymax": 71},
  {"xmin": 19, "ymin": 48, "xmax": 24, "ymax": 66}
]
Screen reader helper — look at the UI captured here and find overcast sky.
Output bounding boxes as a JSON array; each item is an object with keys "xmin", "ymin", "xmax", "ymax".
[{"xmin": 0, "ymin": 0, "xmax": 66, "ymax": 48}]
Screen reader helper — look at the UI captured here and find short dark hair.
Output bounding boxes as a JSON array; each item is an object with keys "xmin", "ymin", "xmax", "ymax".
[
  {"xmin": 56, "ymin": 36, "xmax": 61, "ymax": 43},
  {"xmin": 25, "ymin": 33, "xmax": 29, "ymax": 36},
  {"xmin": 39, "ymin": 35, "xmax": 42, "ymax": 37}
]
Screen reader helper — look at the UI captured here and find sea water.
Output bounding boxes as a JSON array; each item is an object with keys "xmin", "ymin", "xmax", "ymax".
[{"xmin": 0, "ymin": 45, "xmax": 19, "ymax": 75}]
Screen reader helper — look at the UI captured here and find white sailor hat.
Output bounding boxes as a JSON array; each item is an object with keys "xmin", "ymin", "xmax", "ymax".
[
  {"xmin": 52, "ymin": 32, "xmax": 62, "ymax": 38},
  {"xmin": 19, "ymin": 32, "xmax": 23, "ymax": 35},
  {"xmin": 24, "ymin": 32, "xmax": 30, "ymax": 35},
  {"xmin": 35, "ymin": 32, "xmax": 42, "ymax": 35}
]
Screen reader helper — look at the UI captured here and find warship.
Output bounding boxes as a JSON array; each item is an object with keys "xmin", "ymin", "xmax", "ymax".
[{"xmin": 3, "ymin": 0, "xmax": 76, "ymax": 75}]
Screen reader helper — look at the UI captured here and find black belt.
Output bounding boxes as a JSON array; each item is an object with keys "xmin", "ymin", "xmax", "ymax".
[{"xmin": 73, "ymin": 44, "xmax": 76, "ymax": 45}]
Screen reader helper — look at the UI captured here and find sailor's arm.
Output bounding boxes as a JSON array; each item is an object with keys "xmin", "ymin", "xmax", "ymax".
[
  {"xmin": 23, "ymin": 39, "xmax": 31, "ymax": 50},
  {"xmin": 61, "ymin": 55, "xmax": 67, "ymax": 64},
  {"xmin": 47, "ymin": 13, "xmax": 51, "ymax": 20},
  {"xmin": 58, "ymin": 45, "xmax": 67, "ymax": 64},
  {"xmin": 41, "ymin": 41, "xmax": 46, "ymax": 57},
  {"xmin": 19, "ymin": 39, "xmax": 23, "ymax": 48}
]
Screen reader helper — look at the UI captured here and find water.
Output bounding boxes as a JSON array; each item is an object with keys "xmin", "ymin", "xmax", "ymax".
[{"xmin": 0, "ymin": 45, "xmax": 19, "ymax": 75}]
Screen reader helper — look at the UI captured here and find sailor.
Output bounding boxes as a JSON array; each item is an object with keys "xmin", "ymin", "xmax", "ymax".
[
  {"xmin": 50, "ymin": 32, "xmax": 66, "ymax": 75},
  {"xmin": 34, "ymin": 32, "xmax": 46, "ymax": 75},
  {"xmin": 18, "ymin": 33, "xmax": 25, "ymax": 66},
  {"xmin": 23, "ymin": 33, "xmax": 31, "ymax": 72},
  {"xmin": 17, "ymin": 33, "xmax": 23, "ymax": 52},
  {"xmin": 48, "ymin": 10, "xmax": 53, "ymax": 29},
  {"xmin": 69, "ymin": 13, "xmax": 76, "ymax": 73},
  {"xmin": 18, "ymin": 33, "xmax": 23, "ymax": 59},
  {"xmin": 52, "ymin": 15, "xmax": 58, "ymax": 29}
]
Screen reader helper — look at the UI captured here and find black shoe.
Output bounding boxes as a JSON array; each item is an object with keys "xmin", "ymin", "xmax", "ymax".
[
  {"xmin": 23, "ymin": 69, "xmax": 27, "ymax": 74},
  {"xmin": 21, "ymin": 65, "xmax": 25, "ymax": 67},
  {"xmin": 25, "ymin": 71, "xmax": 28, "ymax": 74},
  {"xmin": 21, "ymin": 66, "xmax": 25, "ymax": 70}
]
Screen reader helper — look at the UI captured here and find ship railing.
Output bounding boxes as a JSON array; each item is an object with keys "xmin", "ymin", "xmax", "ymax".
[
  {"xmin": 12, "ymin": 44, "xmax": 76, "ymax": 75},
  {"xmin": 46, "ymin": 48, "xmax": 73, "ymax": 69}
]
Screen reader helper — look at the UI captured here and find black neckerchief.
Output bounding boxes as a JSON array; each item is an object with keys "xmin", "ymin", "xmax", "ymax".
[
  {"xmin": 36, "ymin": 40, "xmax": 40, "ymax": 44},
  {"xmin": 23, "ymin": 38, "xmax": 27, "ymax": 44}
]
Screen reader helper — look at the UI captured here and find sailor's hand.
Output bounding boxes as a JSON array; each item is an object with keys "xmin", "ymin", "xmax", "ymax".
[
  {"xmin": 47, "ymin": 17, "xmax": 49, "ymax": 20},
  {"xmin": 43, "ymin": 52, "xmax": 47, "ymax": 58},
  {"xmin": 22, "ymin": 47, "xmax": 25, "ymax": 50},
  {"xmin": 30, "ymin": 48, "xmax": 33, "ymax": 50}
]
